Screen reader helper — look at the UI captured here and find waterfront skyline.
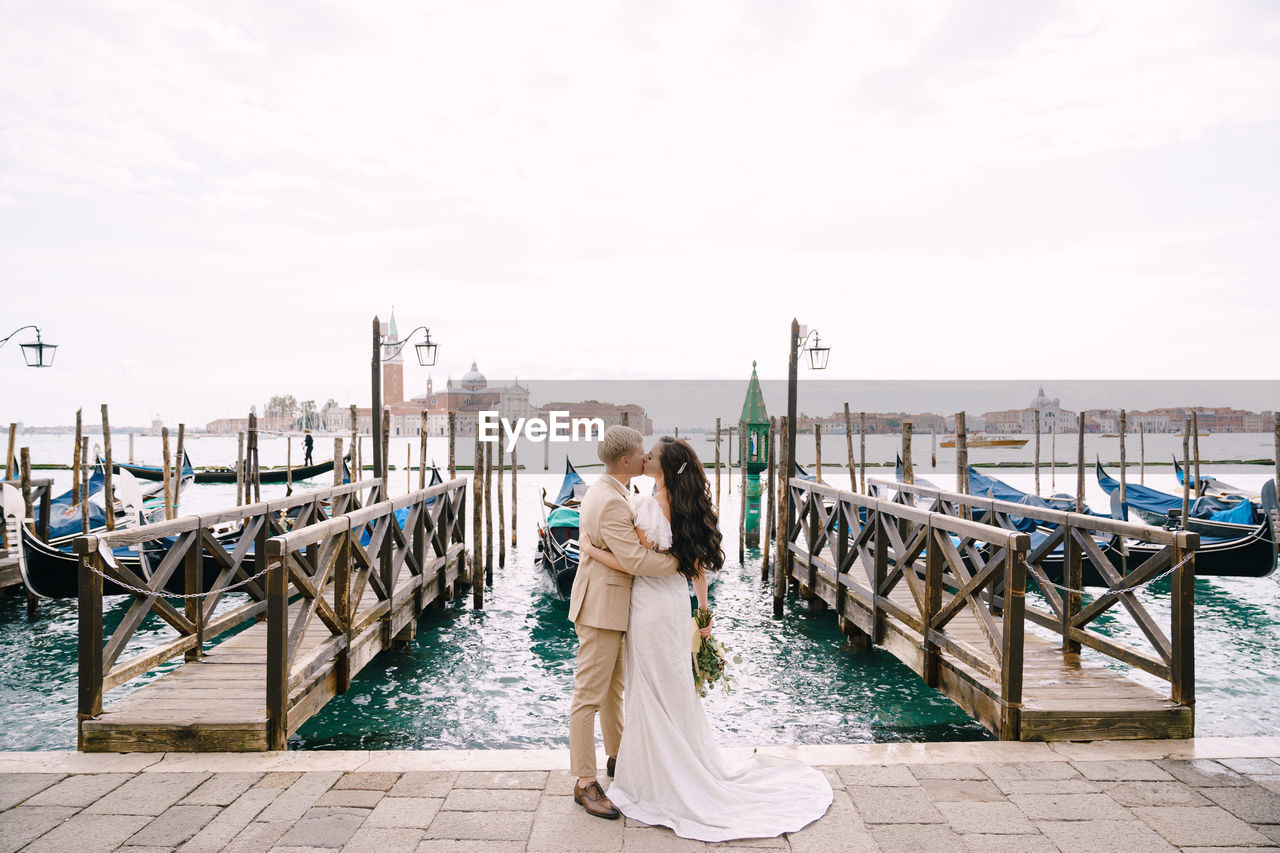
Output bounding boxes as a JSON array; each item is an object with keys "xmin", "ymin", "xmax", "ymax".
[{"xmin": 3, "ymin": 2, "xmax": 1278, "ymax": 426}]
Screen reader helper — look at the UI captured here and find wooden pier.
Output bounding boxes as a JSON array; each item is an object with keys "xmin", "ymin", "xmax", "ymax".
[
  {"xmin": 74, "ymin": 477, "xmax": 468, "ymax": 752},
  {"xmin": 782, "ymin": 476, "xmax": 1198, "ymax": 741}
]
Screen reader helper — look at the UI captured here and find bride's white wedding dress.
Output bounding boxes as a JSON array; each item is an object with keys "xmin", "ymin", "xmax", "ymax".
[{"xmin": 605, "ymin": 494, "xmax": 832, "ymax": 842}]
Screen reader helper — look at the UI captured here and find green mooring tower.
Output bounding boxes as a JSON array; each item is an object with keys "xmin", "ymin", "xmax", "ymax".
[{"xmin": 740, "ymin": 361, "xmax": 770, "ymax": 548}]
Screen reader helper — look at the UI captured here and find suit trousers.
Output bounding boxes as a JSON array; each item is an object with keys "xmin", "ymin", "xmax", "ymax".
[{"xmin": 569, "ymin": 622, "xmax": 625, "ymax": 779}]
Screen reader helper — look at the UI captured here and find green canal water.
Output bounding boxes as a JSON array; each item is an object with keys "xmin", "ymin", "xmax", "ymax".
[{"xmin": 2, "ymin": 464, "xmax": 1278, "ymax": 750}]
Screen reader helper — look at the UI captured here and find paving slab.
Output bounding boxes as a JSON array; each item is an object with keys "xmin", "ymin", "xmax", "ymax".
[
  {"xmin": 341, "ymin": 826, "xmax": 425, "ymax": 853},
  {"xmin": 441, "ymin": 786, "xmax": 541, "ymax": 811},
  {"xmin": 526, "ymin": 794, "xmax": 624, "ymax": 851},
  {"xmin": 1219, "ymin": 758, "xmax": 1280, "ymax": 775},
  {"xmin": 846, "ymin": 784, "xmax": 944, "ymax": 824},
  {"xmin": 364, "ymin": 796, "xmax": 443, "ymax": 828},
  {"xmin": 1036, "ymin": 818, "xmax": 1176, "ymax": 853},
  {"xmin": 84, "ymin": 772, "xmax": 211, "ymax": 816},
  {"xmin": 1201, "ymin": 784, "xmax": 1280, "ymax": 824},
  {"xmin": 452, "ymin": 770, "xmax": 548, "ymax": 789},
  {"xmin": 785, "ymin": 790, "xmax": 876, "ymax": 853},
  {"xmin": 0, "ymin": 773, "xmax": 64, "ymax": 810},
  {"xmin": 1101, "ymin": 781, "xmax": 1212, "ymax": 808},
  {"xmin": 621, "ymin": 825, "xmax": 706, "ymax": 851},
  {"xmin": 179, "ymin": 786, "xmax": 281, "ymax": 853},
  {"xmin": 316, "ymin": 788, "xmax": 386, "ymax": 808},
  {"xmin": 1156, "ymin": 759, "xmax": 1252, "ymax": 787},
  {"xmin": 869, "ymin": 822, "xmax": 965, "ymax": 852},
  {"xmin": 1133, "ymin": 804, "xmax": 1274, "ymax": 847},
  {"xmin": 182, "ymin": 772, "xmax": 264, "ymax": 805},
  {"xmin": 422, "ymin": 809, "xmax": 536, "ymax": 842},
  {"xmin": 0, "ymin": 805, "xmax": 79, "ymax": 853},
  {"xmin": 256, "ymin": 771, "xmax": 341, "ymax": 822},
  {"xmin": 907, "ymin": 762, "xmax": 987, "ymax": 780},
  {"xmin": 20, "ymin": 813, "xmax": 153, "ymax": 853},
  {"xmin": 25, "ymin": 772, "xmax": 131, "ymax": 807},
  {"xmin": 918, "ymin": 778, "xmax": 1006, "ymax": 802},
  {"xmin": 413, "ymin": 841, "xmax": 526, "ymax": 853},
  {"xmin": 126, "ymin": 803, "xmax": 220, "ymax": 846},
  {"xmin": 259, "ymin": 771, "xmax": 306, "ymax": 788},
  {"xmin": 1073, "ymin": 760, "xmax": 1175, "ymax": 781},
  {"xmin": 221, "ymin": 819, "xmax": 293, "ymax": 853},
  {"xmin": 387, "ymin": 772, "xmax": 458, "ymax": 799},
  {"xmin": 334, "ymin": 772, "xmax": 402, "ymax": 791},
  {"xmin": 962, "ymin": 833, "xmax": 1058, "ymax": 852},
  {"xmin": 1009, "ymin": 792, "xmax": 1133, "ymax": 821},
  {"xmin": 938, "ymin": 800, "xmax": 1038, "ymax": 834},
  {"xmin": 276, "ymin": 806, "xmax": 371, "ymax": 848},
  {"xmin": 836, "ymin": 764, "xmax": 918, "ymax": 787}
]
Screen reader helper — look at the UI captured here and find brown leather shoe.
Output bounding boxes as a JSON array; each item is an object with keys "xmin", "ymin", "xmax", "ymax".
[
  {"xmin": 573, "ymin": 780, "xmax": 620, "ymax": 819},
  {"xmin": 607, "ymin": 756, "xmax": 616, "ymax": 778}
]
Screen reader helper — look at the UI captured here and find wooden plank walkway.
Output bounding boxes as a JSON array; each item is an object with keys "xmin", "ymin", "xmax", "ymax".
[
  {"xmin": 79, "ymin": 552, "xmax": 463, "ymax": 752},
  {"xmin": 76, "ymin": 478, "xmax": 470, "ymax": 752},
  {"xmin": 782, "ymin": 477, "xmax": 1197, "ymax": 742}
]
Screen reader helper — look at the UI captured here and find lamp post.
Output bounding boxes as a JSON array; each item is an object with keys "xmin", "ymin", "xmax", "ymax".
[
  {"xmin": 370, "ymin": 316, "xmax": 438, "ymax": 490},
  {"xmin": 777, "ymin": 318, "xmax": 830, "ymax": 617},
  {"xmin": 1, "ymin": 325, "xmax": 57, "ymax": 367}
]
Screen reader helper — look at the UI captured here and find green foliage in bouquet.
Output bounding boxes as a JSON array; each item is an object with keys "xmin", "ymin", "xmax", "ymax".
[{"xmin": 692, "ymin": 607, "xmax": 738, "ymax": 697}]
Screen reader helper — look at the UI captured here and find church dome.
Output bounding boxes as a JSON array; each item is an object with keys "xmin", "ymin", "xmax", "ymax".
[{"xmin": 461, "ymin": 361, "xmax": 487, "ymax": 390}]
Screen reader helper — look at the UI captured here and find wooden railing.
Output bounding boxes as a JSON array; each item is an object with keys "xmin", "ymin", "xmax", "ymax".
[
  {"xmin": 867, "ymin": 477, "xmax": 1198, "ymax": 705},
  {"xmin": 785, "ymin": 476, "xmax": 1198, "ymax": 739},
  {"xmin": 74, "ymin": 480, "xmax": 382, "ymax": 743},
  {"xmin": 263, "ymin": 477, "xmax": 468, "ymax": 748}
]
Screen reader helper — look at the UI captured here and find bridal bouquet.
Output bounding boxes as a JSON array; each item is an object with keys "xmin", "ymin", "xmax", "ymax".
[{"xmin": 692, "ymin": 608, "xmax": 739, "ymax": 697}]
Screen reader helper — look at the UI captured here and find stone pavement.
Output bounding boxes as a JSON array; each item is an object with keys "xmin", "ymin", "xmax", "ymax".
[{"xmin": 2, "ymin": 738, "xmax": 1280, "ymax": 852}]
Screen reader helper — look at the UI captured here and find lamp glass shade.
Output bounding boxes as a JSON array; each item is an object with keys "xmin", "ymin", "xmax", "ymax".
[
  {"xmin": 807, "ymin": 344, "xmax": 830, "ymax": 370},
  {"xmin": 20, "ymin": 340, "xmax": 56, "ymax": 368},
  {"xmin": 414, "ymin": 340, "xmax": 438, "ymax": 367}
]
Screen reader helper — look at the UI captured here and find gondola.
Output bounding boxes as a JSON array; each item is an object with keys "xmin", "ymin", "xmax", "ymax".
[
  {"xmin": 1173, "ymin": 456, "xmax": 1261, "ymax": 500},
  {"xmin": 1095, "ymin": 459, "xmax": 1260, "ymax": 534},
  {"xmin": 536, "ymin": 460, "xmax": 583, "ymax": 599},
  {"xmin": 111, "ymin": 451, "xmax": 195, "ymax": 483},
  {"xmin": 190, "ymin": 459, "xmax": 335, "ymax": 484}
]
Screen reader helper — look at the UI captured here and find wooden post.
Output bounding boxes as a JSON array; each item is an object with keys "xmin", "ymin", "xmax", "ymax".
[
  {"xmin": 543, "ymin": 424, "xmax": 550, "ymax": 470},
  {"xmin": 100, "ymin": 405, "xmax": 114, "ymax": 531},
  {"xmin": 511, "ymin": 441, "xmax": 518, "ymax": 548},
  {"xmin": 1182, "ymin": 416, "xmax": 1192, "ymax": 524},
  {"xmin": 382, "ymin": 406, "xmax": 391, "ymax": 488},
  {"xmin": 249, "ymin": 412, "xmax": 261, "ymax": 503},
  {"xmin": 285, "ymin": 437, "xmax": 293, "ymax": 495},
  {"xmin": 923, "ymin": 526, "xmax": 941, "ymax": 687},
  {"xmin": 1119, "ymin": 409, "xmax": 1127, "ymax": 503},
  {"xmin": 843, "ymin": 404, "xmax": 855, "ymax": 491},
  {"xmin": 5, "ymin": 422, "xmax": 17, "ymax": 481},
  {"xmin": 419, "ymin": 412, "xmax": 428, "ymax": 489},
  {"xmin": 162, "ymin": 426, "xmax": 173, "ymax": 520},
  {"xmin": 999, "ymin": 546, "xmax": 1025, "ymax": 740},
  {"xmin": 334, "ymin": 528, "xmax": 352, "ymax": 693},
  {"xmin": 1170, "ymin": 531, "xmax": 1197, "ymax": 707},
  {"xmin": 73, "ymin": 409, "xmax": 83, "ymax": 506},
  {"xmin": 714, "ymin": 417, "xmax": 721, "ymax": 508},
  {"xmin": 1051, "ymin": 428, "xmax": 1056, "ymax": 490},
  {"xmin": 80, "ymin": 438, "xmax": 90, "ymax": 533},
  {"xmin": 1274, "ymin": 416, "xmax": 1279, "ymax": 510},
  {"xmin": 76, "ymin": 535, "xmax": 104, "ymax": 739},
  {"xmin": 21, "ymin": 447, "xmax": 36, "ymax": 615},
  {"xmin": 265, "ymin": 539, "xmax": 288, "ymax": 750},
  {"xmin": 763, "ymin": 416, "xmax": 776, "ymax": 582},
  {"xmin": 814, "ymin": 422, "xmax": 823, "ymax": 484},
  {"xmin": 349, "ymin": 404, "xmax": 359, "ymax": 481},
  {"xmin": 175, "ymin": 423, "xmax": 185, "ymax": 508},
  {"xmin": 1192, "ymin": 410, "xmax": 1202, "ymax": 498},
  {"xmin": 472, "ymin": 433, "xmax": 484, "ymax": 609},
  {"xmin": 954, "ymin": 412, "xmax": 967, "ymax": 497},
  {"xmin": 738, "ymin": 427, "xmax": 746, "ymax": 562},
  {"xmin": 1140, "ymin": 423, "xmax": 1145, "ymax": 486},
  {"xmin": 128, "ymin": 432, "xmax": 134, "ymax": 464},
  {"xmin": 484, "ymin": 438, "xmax": 494, "ymax": 582},
  {"xmin": 406, "ymin": 444, "xmax": 411, "ymax": 493},
  {"xmin": 901, "ymin": 422, "xmax": 913, "ymax": 484},
  {"xmin": 726, "ymin": 426, "xmax": 733, "ymax": 495},
  {"xmin": 497, "ymin": 443, "xmax": 506, "ymax": 569},
  {"xmin": 334, "ymin": 437, "xmax": 343, "ymax": 485},
  {"xmin": 448, "ymin": 410, "xmax": 456, "ymax": 480},
  {"xmin": 236, "ymin": 431, "xmax": 245, "ymax": 506},
  {"xmin": 1075, "ymin": 412, "xmax": 1086, "ymax": 513},
  {"xmin": 1034, "ymin": 409, "xmax": 1041, "ymax": 496},
  {"xmin": 1063, "ymin": 519, "xmax": 1081, "ymax": 654},
  {"xmin": 859, "ymin": 412, "xmax": 866, "ymax": 494},
  {"xmin": 773, "ymin": 415, "xmax": 789, "ymax": 617},
  {"xmin": 185, "ymin": 526, "xmax": 203, "ymax": 661}
]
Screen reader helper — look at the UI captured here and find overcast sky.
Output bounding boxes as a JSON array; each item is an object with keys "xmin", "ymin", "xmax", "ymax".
[{"xmin": 2, "ymin": 1, "xmax": 1277, "ymax": 426}]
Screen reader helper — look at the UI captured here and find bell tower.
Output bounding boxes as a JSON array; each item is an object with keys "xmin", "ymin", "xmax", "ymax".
[{"xmin": 381, "ymin": 308, "xmax": 404, "ymax": 404}]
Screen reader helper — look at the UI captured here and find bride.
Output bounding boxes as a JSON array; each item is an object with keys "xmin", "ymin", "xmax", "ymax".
[{"xmin": 578, "ymin": 436, "xmax": 832, "ymax": 842}]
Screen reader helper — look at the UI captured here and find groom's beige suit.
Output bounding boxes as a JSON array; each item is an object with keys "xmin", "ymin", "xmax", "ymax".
[{"xmin": 568, "ymin": 475, "xmax": 678, "ymax": 779}]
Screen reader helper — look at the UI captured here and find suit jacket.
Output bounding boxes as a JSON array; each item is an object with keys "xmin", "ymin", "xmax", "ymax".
[{"xmin": 568, "ymin": 476, "xmax": 679, "ymax": 631}]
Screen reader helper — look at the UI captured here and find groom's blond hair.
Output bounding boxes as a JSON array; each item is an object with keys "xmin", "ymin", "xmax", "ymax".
[{"xmin": 598, "ymin": 425, "xmax": 644, "ymax": 467}]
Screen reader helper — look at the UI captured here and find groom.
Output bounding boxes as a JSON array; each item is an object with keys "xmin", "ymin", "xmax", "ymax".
[{"xmin": 568, "ymin": 425, "xmax": 679, "ymax": 819}]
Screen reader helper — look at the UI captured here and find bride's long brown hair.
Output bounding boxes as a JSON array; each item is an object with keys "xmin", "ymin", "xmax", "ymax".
[{"xmin": 656, "ymin": 436, "xmax": 724, "ymax": 580}]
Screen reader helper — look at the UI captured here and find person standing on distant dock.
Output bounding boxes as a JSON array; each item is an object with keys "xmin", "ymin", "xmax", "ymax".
[{"xmin": 303, "ymin": 429, "xmax": 314, "ymax": 466}]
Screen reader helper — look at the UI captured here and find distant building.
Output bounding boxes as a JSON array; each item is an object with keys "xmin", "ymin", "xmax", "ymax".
[{"xmin": 981, "ymin": 387, "xmax": 1075, "ymax": 434}]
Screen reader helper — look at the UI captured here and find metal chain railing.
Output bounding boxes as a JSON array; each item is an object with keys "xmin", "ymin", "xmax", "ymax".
[
  {"xmin": 84, "ymin": 557, "xmax": 273, "ymax": 599},
  {"xmin": 1027, "ymin": 550, "xmax": 1195, "ymax": 598}
]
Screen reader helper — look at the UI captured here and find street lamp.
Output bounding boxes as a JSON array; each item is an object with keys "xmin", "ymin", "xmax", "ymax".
[
  {"xmin": 371, "ymin": 317, "xmax": 439, "ymax": 489},
  {"xmin": 777, "ymin": 318, "xmax": 830, "ymax": 617},
  {"xmin": 1, "ymin": 325, "xmax": 57, "ymax": 367}
]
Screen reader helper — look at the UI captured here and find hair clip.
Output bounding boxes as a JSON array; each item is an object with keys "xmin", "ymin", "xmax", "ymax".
[{"xmin": 677, "ymin": 461, "xmax": 687, "ymax": 474}]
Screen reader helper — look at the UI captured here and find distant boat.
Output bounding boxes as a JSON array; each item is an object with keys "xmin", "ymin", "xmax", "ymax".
[
  {"xmin": 111, "ymin": 453, "xmax": 334, "ymax": 485},
  {"xmin": 939, "ymin": 435, "xmax": 1028, "ymax": 448},
  {"xmin": 536, "ymin": 460, "xmax": 583, "ymax": 600}
]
